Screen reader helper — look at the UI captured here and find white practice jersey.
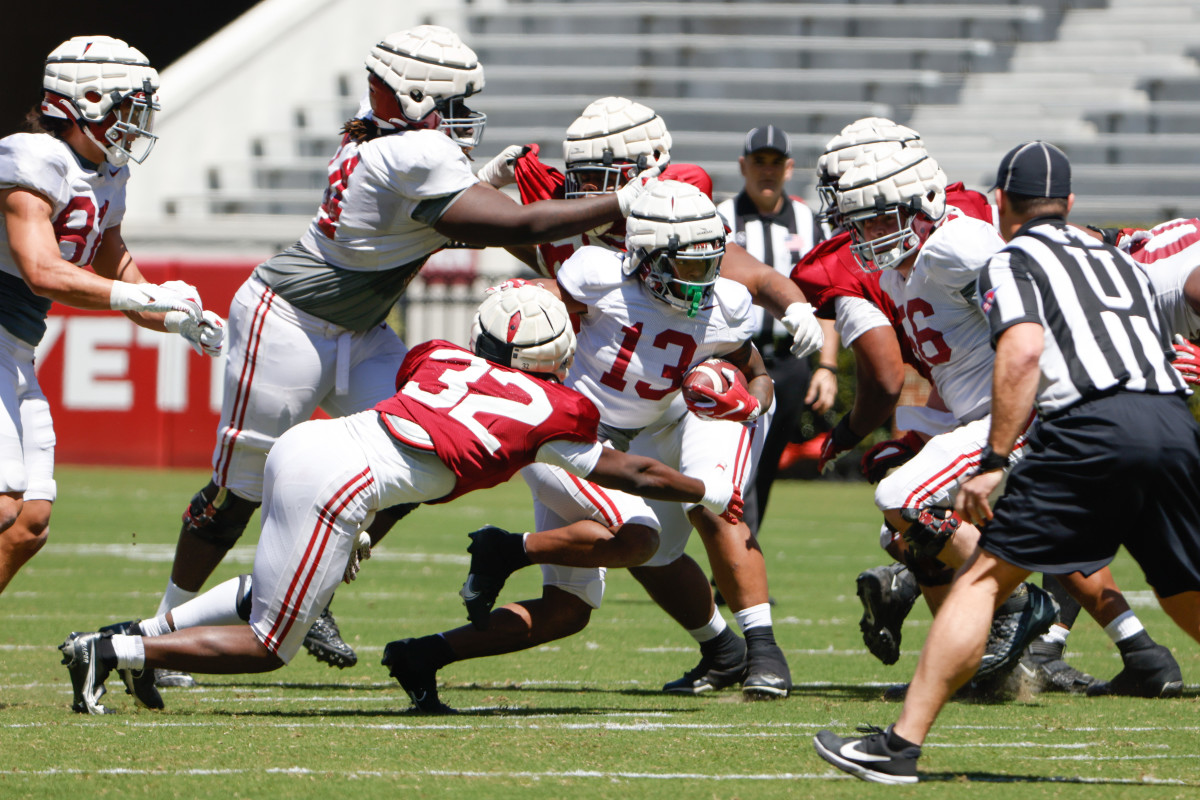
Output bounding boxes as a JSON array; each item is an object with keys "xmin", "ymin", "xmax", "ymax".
[
  {"xmin": 557, "ymin": 246, "xmax": 757, "ymax": 430},
  {"xmin": 297, "ymin": 128, "xmax": 477, "ymax": 271},
  {"xmin": 0, "ymin": 132, "xmax": 128, "ymax": 345},
  {"xmin": 1125, "ymin": 217, "xmax": 1200, "ymax": 341},
  {"xmin": 880, "ymin": 211, "xmax": 1006, "ymax": 423}
]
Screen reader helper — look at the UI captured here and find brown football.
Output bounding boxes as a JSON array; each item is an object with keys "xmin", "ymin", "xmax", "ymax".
[{"xmin": 681, "ymin": 358, "xmax": 741, "ymax": 404}]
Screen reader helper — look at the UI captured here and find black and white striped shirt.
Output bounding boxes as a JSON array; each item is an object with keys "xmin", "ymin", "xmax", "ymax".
[{"xmin": 977, "ymin": 217, "xmax": 1187, "ymax": 415}]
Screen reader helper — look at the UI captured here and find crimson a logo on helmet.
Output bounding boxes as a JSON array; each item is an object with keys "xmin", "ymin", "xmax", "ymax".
[{"xmin": 506, "ymin": 310, "xmax": 522, "ymax": 342}]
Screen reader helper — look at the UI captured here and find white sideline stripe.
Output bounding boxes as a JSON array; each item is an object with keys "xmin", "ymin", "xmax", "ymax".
[{"xmin": 38, "ymin": 543, "xmax": 467, "ymax": 565}]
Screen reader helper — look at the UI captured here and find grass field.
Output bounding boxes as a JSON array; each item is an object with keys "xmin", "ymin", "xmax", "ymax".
[{"xmin": 1, "ymin": 466, "xmax": 1198, "ymax": 799}]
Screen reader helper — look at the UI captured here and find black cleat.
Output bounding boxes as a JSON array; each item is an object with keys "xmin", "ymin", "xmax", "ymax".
[
  {"xmin": 856, "ymin": 563, "xmax": 920, "ymax": 666},
  {"xmin": 460, "ymin": 525, "xmax": 522, "ymax": 630},
  {"xmin": 975, "ymin": 582, "xmax": 1057, "ymax": 680},
  {"xmin": 303, "ymin": 605, "xmax": 357, "ymax": 668},
  {"xmin": 1087, "ymin": 641, "xmax": 1183, "ymax": 698},
  {"xmin": 663, "ymin": 629, "xmax": 747, "ymax": 694},
  {"xmin": 60, "ymin": 632, "xmax": 112, "ymax": 715},
  {"xmin": 742, "ymin": 630, "xmax": 791, "ymax": 699},
  {"xmin": 98, "ymin": 620, "xmax": 164, "ymax": 710},
  {"xmin": 1015, "ymin": 639, "xmax": 1095, "ymax": 695},
  {"xmin": 813, "ymin": 725, "xmax": 921, "ymax": 784},
  {"xmin": 382, "ymin": 638, "xmax": 456, "ymax": 714}
]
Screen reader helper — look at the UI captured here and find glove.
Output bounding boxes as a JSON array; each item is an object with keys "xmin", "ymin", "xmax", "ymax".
[
  {"xmin": 1172, "ymin": 334, "xmax": 1200, "ymax": 385},
  {"xmin": 861, "ymin": 431, "xmax": 926, "ymax": 484},
  {"xmin": 817, "ymin": 415, "xmax": 865, "ymax": 472},
  {"xmin": 110, "ymin": 280, "xmax": 203, "ymax": 318},
  {"xmin": 485, "ymin": 278, "xmax": 529, "ymax": 294},
  {"xmin": 343, "ymin": 531, "xmax": 373, "ymax": 584},
  {"xmin": 781, "ymin": 302, "xmax": 824, "ymax": 358},
  {"xmin": 165, "ymin": 309, "xmax": 225, "ymax": 357},
  {"xmin": 475, "ymin": 144, "xmax": 529, "ymax": 189},
  {"xmin": 615, "ymin": 152, "xmax": 670, "ymax": 216},
  {"xmin": 697, "ymin": 475, "xmax": 743, "ymax": 524},
  {"xmin": 684, "ymin": 365, "xmax": 761, "ymax": 422}
]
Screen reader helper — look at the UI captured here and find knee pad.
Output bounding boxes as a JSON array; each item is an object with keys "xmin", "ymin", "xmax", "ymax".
[
  {"xmin": 181, "ymin": 481, "xmax": 260, "ymax": 551},
  {"xmin": 895, "ymin": 509, "xmax": 959, "ymax": 587}
]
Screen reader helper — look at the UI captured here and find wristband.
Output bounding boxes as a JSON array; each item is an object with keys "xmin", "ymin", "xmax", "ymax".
[
  {"xmin": 815, "ymin": 363, "xmax": 839, "ymax": 376},
  {"xmin": 977, "ymin": 445, "xmax": 1009, "ymax": 472},
  {"xmin": 830, "ymin": 415, "xmax": 865, "ymax": 450}
]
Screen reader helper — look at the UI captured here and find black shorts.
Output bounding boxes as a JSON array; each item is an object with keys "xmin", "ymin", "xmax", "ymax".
[{"xmin": 981, "ymin": 391, "xmax": 1200, "ymax": 596}]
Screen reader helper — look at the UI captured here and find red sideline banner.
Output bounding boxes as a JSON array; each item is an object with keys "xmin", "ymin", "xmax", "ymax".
[{"xmin": 35, "ymin": 260, "xmax": 256, "ymax": 468}]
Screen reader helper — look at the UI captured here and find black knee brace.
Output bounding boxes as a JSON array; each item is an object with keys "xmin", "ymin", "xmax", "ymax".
[
  {"xmin": 181, "ymin": 481, "xmax": 260, "ymax": 551},
  {"xmin": 896, "ymin": 507, "xmax": 961, "ymax": 587}
]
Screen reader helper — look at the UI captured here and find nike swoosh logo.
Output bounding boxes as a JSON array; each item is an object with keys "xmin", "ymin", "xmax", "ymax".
[
  {"xmin": 840, "ymin": 740, "xmax": 892, "ymax": 762},
  {"xmin": 461, "ymin": 576, "xmax": 481, "ymax": 602}
]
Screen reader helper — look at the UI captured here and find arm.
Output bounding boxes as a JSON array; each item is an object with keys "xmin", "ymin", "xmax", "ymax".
[
  {"xmin": 818, "ymin": 324, "xmax": 905, "ymax": 469},
  {"xmin": 721, "ymin": 338, "xmax": 774, "ymax": 416},
  {"xmin": 1185, "ymin": 264, "xmax": 1200, "ymax": 316},
  {"xmin": 805, "ymin": 318, "xmax": 840, "ymax": 413},
  {"xmin": 721, "ymin": 242, "xmax": 823, "ymax": 357},
  {"xmin": 89, "ymin": 224, "xmax": 169, "ymax": 332},
  {"xmin": 433, "ymin": 183, "xmax": 620, "ymax": 246},
  {"xmin": 585, "ymin": 447, "xmax": 740, "ymax": 521}
]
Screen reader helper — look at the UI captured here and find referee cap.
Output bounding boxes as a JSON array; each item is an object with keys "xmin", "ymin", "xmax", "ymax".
[
  {"xmin": 992, "ymin": 140, "xmax": 1071, "ymax": 197},
  {"xmin": 744, "ymin": 124, "xmax": 791, "ymax": 156}
]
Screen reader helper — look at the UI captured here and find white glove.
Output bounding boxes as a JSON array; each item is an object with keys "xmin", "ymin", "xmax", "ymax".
[
  {"xmin": 110, "ymin": 280, "xmax": 202, "ymax": 318},
  {"xmin": 781, "ymin": 301, "xmax": 824, "ymax": 358},
  {"xmin": 615, "ymin": 152, "xmax": 671, "ymax": 216},
  {"xmin": 475, "ymin": 144, "xmax": 527, "ymax": 189},
  {"xmin": 343, "ymin": 531, "xmax": 373, "ymax": 584},
  {"xmin": 165, "ymin": 309, "xmax": 225, "ymax": 357}
]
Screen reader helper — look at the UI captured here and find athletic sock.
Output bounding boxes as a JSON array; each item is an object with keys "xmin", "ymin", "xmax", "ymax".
[
  {"xmin": 110, "ymin": 634, "xmax": 146, "ymax": 671},
  {"xmin": 733, "ymin": 602, "xmax": 773, "ymax": 633},
  {"xmin": 686, "ymin": 607, "xmax": 728, "ymax": 644},
  {"xmin": 1105, "ymin": 611, "xmax": 1146, "ymax": 648}
]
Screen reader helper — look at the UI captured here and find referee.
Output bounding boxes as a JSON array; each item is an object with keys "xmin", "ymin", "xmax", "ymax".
[{"xmin": 814, "ymin": 140, "xmax": 1200, "ymax": 784}]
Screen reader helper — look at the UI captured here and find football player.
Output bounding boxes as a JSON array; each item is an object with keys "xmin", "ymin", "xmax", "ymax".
[
  {"xmin": 58, "ymin": 284, "xmax": 742, "ymax": 715},
  {"xmin": 0, "ymin": 36, "xmax": 221, "ymax": 597},
  {"xmin": 146, "ymin": 28, "xmax": 667, "ymax": 687}
]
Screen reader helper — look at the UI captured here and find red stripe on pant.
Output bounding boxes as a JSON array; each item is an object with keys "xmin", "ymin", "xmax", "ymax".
[{"xmin": 216, "ymin": 287, "xmax": 276, "ymax": 484}]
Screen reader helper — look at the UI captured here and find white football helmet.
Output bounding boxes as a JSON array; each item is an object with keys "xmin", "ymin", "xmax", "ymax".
[
  {"xmin": 563, "ymin": 97, "xmax": 672, "ymax": 198},
  {"xmin": 837, "ymin": 147, "xmax": 947, "ymax": 273},
  {"xmin": 816, "ymin": 117, "xmax": 924, "ymax": 230},
  {"xmin": 41, "ymin": 35, "xmax": 160, "ymax": 166},
  {"xmin": 365, "ymin": 25, "xmax": 486, "ymax": 147},
  {"xmin": 471, "ymin": 284, "xmax": 576, "ymax": 381},
  {"xmin": 624, "ymin": 180, "xmax": 726, "ymax": 317}
]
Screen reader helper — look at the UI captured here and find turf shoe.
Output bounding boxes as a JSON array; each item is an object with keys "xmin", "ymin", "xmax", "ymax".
[
  {"xmin": 382, "ymin": 638, "xmax": 456, "ymax": 714},
  {"xmin": 975, "ymin": 582, "xmax": 1057, "ymax": 680},
  {"xmin": 742, "ymin": 629, "xmax": 791, "ymax": 699},
  {"xmin": 1087, "ymin": 634, "xmax": 1183, "ymax": 698},
  {"xmin": 813, "ymin": 724, "xmax": 921, "ymax": 784},
  {"xmin": 60, "ymin": 632, "xmax": 112, "ymax": 715},
  {"xmin": 154, "ymin": 669, "xmax": 197, "ymax": 688},
  {"xmin": 460, "ymin": 525, "xmax": 527, "ymax": 631},
  {"xmin": 662, "ymin": 628, "xmax": 747, "ymax": 694},
  {"xmin": 97, "ymin": 620, "xmax": 164, "ymax": 710},
  {"xmin": 856, "ymin": 563, "xmax": 919, "ymax": 666},
  {"xmin": 1015, "ymin": 639, "xmax": 1094, "ymax": 694},
  {"xmin": 303, "ymin": 604, "xmax": 357, "ymax": 668}
]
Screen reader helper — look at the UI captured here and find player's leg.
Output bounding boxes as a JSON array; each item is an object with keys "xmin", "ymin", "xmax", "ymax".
[{"xmin": 0, "ymin": 347, "xmax": 51, "ymax": 594}]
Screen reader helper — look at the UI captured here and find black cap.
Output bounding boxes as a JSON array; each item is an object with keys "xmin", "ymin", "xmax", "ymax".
[
  {"xmin": 991, "ymin": 140, "xmax": 1071, "ymax": 197},
  {"xmin": 743, "ymin": 125, "xmax": 791, "ymax": 157}
]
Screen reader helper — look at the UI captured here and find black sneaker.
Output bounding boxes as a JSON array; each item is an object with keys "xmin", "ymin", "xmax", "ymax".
[
  {"xmin": 856, "ymin": 563, "xmax": 919, "ymax": 666},
  {"xmin": 97, "ymin": 620, "xmax": 164, "ymax": 710},
  {"xmin": 382, "ymin": 638, "xmax": 456, "ymax": 714},
  {"xmin": 742, "ymin": 629, "xmax": 790, "ymax": 699},
  {"xmin": 663, "ymin": 629, "xmax": 747, "ymax": 694},
  {"xmin": 303, "ymin": 605, "xmax": 357, "ymax": 668},
  {"xmin": 1087, "ymin": 640, "xmax": 1183, "ymax": 698},
  {"xmin": 813, "ymin": 724, "xmax": 921, "ymax": 784},
  {"xmin": 460, "ymin": 525, "xmax": 523, "ymax": 631},
  {"xmin": 975, "ymin": 582, "xmax": 1057, "ymax": 680},
  {"xmin": 59, "ymin": 632, "xmax": 112, "ymax": 715},
  {"xmin": 1015, "ymin": 639, "xmax": 1094, "ymax": 694}
]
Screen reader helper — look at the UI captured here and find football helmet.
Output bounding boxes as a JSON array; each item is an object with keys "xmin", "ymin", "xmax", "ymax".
[
  {"xmin": 837, "ymin": 147, "xmax": 947, "ymax": 273},
  {"xmin": 471, "ymin": 284, "xmax": 576, "ymax": 381},
  {"xmin": 624, "ymin": 181, "xmax": 726, "ymax": 318},
  {"xmin": 816, "ymin": 117, "xmax": 924, "ymax": 230},
  {"xmin": 365, "ymin": 25, "xmax": 486, "ymax": 148},
  {"xmin": 41, "ymin": 35, "xmax": 160, "ymax": 167},
  {"xmin": 563, "ymin": 97, "xmax": 672, "ymax": 199}
]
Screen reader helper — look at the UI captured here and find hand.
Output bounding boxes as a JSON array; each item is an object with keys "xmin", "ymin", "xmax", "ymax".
[
  {"xmin": 685, "ymin": 365, "xmax": 761, "ymax": 422},
  {"xmin": 485, "ymin": 278, "xmax": 529, "ymax": 294},
  {"xmin": 860, "ymin": 431, "xmax": 925, "ymax": 484},
  {"xmin": 343, "ymin": 531, "xmax": 373, "ymax": 584},
  {"xmin": 954, "ymin": 470, "xmax": 1004, "ymax": 527},
  {"xmin": 817, "ymin": 415, "xmax": 864, "ymax": 472},
  {"xmin": 165, "ymin": 309, "xmax": 225, "ymax": 357},
  {"xmin": 1172, "ymin": 334, "xmax": 1200, "ymax": 385},
  {"xmin": 720, "ymin": 485, "xmax": 744, "ymax": 524},
  {"xmin": 615, "ymin": 152, "xmax": 670, "ymax": 216},
  {"xmin": 110, "ymin": 280, "xmax": 203, "ymax": 318},
  {"xmin": 805, "ymin": 364, "xmax": 838, "ymax": 414},
  {"xmin": 475, "ymin": 144, "xmax": 529, "ymax": 188},
  {"xmin": 781, "ymin": 302, "xmax": 824, "ymax": 358}
]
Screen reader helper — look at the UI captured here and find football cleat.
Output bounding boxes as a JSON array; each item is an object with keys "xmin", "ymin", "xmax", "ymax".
[
  {"xmin": 1087, "ymin": 642, "xmax": 1183, "ymax": 698},
  {"xmin": 975, "ymin": 582, "xmax": 1057, "ymax": 680},
  {"xmin": 97, "ymin": 620, "xmax": 163, "ymax": 710},
  {"xmin": 303, "ymin": 605, "xmax": 358, "ymax": 668},
  {"xmin": 856, "ymin": 563, "xmax": 920, "ymax": 666},
  {"xmin": 813, "ymin": 725, "xmax": 921, "ymax": 784},
  {"xmin": 382, "ymin": 638, "xmax": 456, "ymax": 714},
  {"xmin": 663, "ymin": 630, "xmax": 747, "ymax": 695},
  {"xmin": 60, "ymin": 632, "xmax": 112, "ymax": 715},
  {"xmin": 154, "ymin": 669, "xmax": 197, "ymax": 688},
  {"xmin": 460, "ymin": 526, "xmax": 521, "ymax": 630},
  {"xmin": 1015, "ymin": 639, "xmax": 1094, "ymax": 695},
  {"xmin": 742, "ymin": 636, "xmax": 791, "ymax": 699}
]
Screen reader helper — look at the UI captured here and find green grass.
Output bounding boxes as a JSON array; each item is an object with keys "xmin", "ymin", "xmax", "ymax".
[{"xmin": 1, "ymin": 466, "xmax": 1198, "ymax": 799}]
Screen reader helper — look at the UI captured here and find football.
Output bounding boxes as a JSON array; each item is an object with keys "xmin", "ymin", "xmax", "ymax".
[{"xmin": 682, "ymin": 358, "xmax": 754, "ymax": 420}]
